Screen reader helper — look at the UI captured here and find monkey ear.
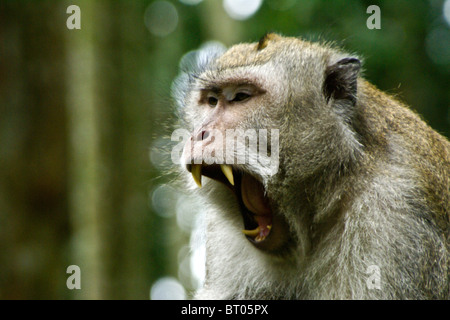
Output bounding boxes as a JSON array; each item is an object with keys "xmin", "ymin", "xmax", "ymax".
[{"xmin": 323, "ymin": 57, "xmax": 361, "ymax": 106}]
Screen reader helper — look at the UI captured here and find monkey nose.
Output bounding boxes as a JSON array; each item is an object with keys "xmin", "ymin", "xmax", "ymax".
[{"xmin": 194, "ymin": 130, "xmax": 209, "ymax": 141}]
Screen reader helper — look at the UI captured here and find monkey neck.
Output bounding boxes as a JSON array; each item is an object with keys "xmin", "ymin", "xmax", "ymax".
[
  {"xmin": 307, "ymin": 157, "xmax": 358, "ymax": 213},
  {"xmin": 305, "ymin": 80, "xmax": 414, "ymax": 245},
  {"xmin": 299, "ymin": 89, "xmax": 388, "ymax": 245}
]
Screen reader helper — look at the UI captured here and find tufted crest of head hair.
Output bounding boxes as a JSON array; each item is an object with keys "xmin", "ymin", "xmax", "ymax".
[{"xmin": 256, "ymin": 32, "xmax": 281, "ymax": 51}]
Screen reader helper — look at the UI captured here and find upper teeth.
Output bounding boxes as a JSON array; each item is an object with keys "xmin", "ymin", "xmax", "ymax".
[
  {"xmin": 220, "ymin": 164, "xmax": 235, "ymax": 186},
  {"xmin": 190, "ymin": 164, "xmax": 235, "ymax": 188},
  {"xmin": 191, "ymin": 164, "xmax": 202, "ymax": 188}
]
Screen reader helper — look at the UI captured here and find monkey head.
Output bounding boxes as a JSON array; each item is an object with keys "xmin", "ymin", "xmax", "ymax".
[
  {"xmin": 172, "ymin": 34, "xmax": 362, "ymax": 256},
  {"xmin": 169, "ymin": 33, "xmax": 450, "ymax": 300}
]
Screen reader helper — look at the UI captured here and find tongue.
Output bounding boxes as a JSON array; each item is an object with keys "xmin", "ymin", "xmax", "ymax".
[
  {"xmin": 241, "ymin": 174, "xmax": 273, "ymax": 241},
  {"xmin": 241, "ymin": 174, "xmax": 271, "ymax": 218}
]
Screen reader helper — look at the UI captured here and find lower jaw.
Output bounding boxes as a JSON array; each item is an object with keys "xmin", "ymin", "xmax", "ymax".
[
  {"xmin": 188, "ymin": 163, "xmax": 292, "ymax": 253},
  {"xmin": 234, "ymin": 173, "xmax": 272, "ymax": 242},
  {"xmin": 235, "ymin": 177, "xmax": 292, "ymax": 253}
]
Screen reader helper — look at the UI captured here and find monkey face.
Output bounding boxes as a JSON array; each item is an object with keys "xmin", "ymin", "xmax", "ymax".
[
  {"xmin": 179, "ymin": 78, "xmax": 292, "ymax": 253},
  {"xmin": 173, "ymin": 34, "xmax": 361, "ymax": 256},
  {"xmin": 173, "ymin": 36, "xmax": 326, "ymax": 256}
]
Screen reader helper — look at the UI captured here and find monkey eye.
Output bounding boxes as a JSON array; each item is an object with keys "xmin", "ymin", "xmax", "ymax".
[
  {"xmin": 207, "ymin": 96, "xmax": 218, "ymax": 107},
  {"xmin": 232, "ymin": 92, "xmax": 251, "ymax": 102}
]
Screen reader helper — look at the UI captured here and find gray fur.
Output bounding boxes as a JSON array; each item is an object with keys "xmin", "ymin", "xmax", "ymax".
[{"xmin": 172, "ymin": 34, "xmax": 449, "ymax": 299}]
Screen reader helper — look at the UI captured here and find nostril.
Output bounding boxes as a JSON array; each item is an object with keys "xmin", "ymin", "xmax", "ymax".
[{"xmin": 195, "ymin": 130, "xmax": 209, "ymax": 141}]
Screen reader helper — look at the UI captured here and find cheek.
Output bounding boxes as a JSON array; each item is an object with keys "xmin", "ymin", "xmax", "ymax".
[
  {"xmin": 221, "ymin": 111, "xmax": 242, "ymax": 129},
  {"xmin": 223, "ymin": 107, "xmax": 254, "ymax": 128},
  {"xmin": 187, "ymin": 108, "xmax": 210, "ymax": 130}
]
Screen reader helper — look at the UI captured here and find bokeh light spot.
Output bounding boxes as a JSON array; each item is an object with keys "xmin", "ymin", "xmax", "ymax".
[
  {"xmin": 151, "ymin": 184, "xmax": 179, "ymax": 218},
  {"xmin": 223, "ymin": 0, "xmax": 263, "ymax": 20},
  {"xmin": 179, "ymin": 0, "xmax": 203, "ymax": 5},
  {"xmin": 150, "ymin": 277, "xmax": 186, "ymax": 300},
  {"xmin": 144, "ymin": 1, "xmax": 179, "ymax": 37},
  {"xmin": 190, "ymin": 243, "xmax": 206, "ymax": 289},
  {"xmin": 425, "ymin": 27, "xmax": 450, "ymax": 66},
  {"xmin": 444, "ymin": 0, "xmax": 450, "ymax": 26},
  {"xmin": 176, "ymin": 194, "xmax": 200, "ymax": 232}
]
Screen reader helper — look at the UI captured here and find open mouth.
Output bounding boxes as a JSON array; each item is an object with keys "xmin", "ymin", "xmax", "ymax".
[{"xmin": 186, "ymin": 163, "xmax": 289, "ymax": 251}]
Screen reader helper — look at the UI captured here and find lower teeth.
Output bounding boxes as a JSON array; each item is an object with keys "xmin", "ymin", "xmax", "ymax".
[
  {"xmin": 242, "ymin": 226, "xmax": 260, "ymax": 237},
  {"xmin": 242, "ymin": 225, "xmax": 272, "ymax": 241},
  {"xmin": 255, "ymin": 235, "xmax": 265, "ymax": 242}
]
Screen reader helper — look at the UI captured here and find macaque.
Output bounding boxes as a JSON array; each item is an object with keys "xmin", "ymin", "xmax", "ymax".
[{"xmin": 172, "ymin": 33, "xmax": 449, "ymax": 299}]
